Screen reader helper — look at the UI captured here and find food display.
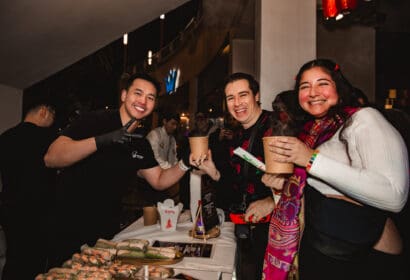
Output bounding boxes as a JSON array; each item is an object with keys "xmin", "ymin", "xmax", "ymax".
[{"xmin": 35, "ymin": 238, "xmax": 179, "ymax": 280}]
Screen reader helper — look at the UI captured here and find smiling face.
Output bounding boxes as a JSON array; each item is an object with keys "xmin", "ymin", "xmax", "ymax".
[
  {"xmin": 224, "ymin": 79, "xmax": 262, "ymax": 129},
  {"xmin": 120, "ymin": 78, "xmax": 157, "ymax": 123},
  {"xmin": 298, "ymin": 66, "xmax": 339, "ymax": 118}
]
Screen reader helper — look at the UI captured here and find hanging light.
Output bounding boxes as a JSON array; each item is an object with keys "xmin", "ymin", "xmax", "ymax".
[
  {"xmin": 123, "ymin": 33, "xmax": 128, "ymax": 45},
  {"xmin": 322, "ymin": 0, "xmax": 340, "ymax": 20},
  {"xmin": 339, "ymin": 0, "xmax": 357, "ymax": 15},
  {"xmin": 147, "ymin": 50, "xmax": 153, "ymax": 65}
]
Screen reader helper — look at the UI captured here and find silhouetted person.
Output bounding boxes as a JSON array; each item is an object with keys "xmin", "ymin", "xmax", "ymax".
[{"xmin": 0, "ymin": 99, "xmax": 57, "ymax": 279}]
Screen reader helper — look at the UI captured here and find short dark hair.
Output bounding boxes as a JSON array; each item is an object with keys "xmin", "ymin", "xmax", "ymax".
[
  {"xmin": 162, "ymin": 112, "xmax": 180, "ymax": 123},
  {"xmin": 223, "ymin": 72, "xmax": 260, "ymax": 96},
  {"xmin": 23, "ymin": 95, "xmax": 56, "ymax": 117},
  {"xmin": 123, "ymin": 72, "xmax": 161, "ymax": 93}
]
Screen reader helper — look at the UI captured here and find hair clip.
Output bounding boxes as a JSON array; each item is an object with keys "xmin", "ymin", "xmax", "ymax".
[{"xmin": 334, "ymin": 64, "xmax": 340, "ymax": 71}]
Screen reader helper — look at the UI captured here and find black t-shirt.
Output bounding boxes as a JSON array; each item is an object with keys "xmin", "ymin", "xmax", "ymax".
[
  {"xmin": 57, "ymin": 109, "xmax": 157, "ymax": 238},
  {"xmin": 0, "ymin": 122, "xmax": 56, "ymax": 226}
]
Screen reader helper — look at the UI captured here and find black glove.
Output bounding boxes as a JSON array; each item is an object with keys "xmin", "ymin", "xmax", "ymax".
[{"xmin": 95, "ymin": 118, "xmax": 143, "ymax": 149}]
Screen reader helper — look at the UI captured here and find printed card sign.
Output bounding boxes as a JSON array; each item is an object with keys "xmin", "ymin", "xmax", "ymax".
[{"xmin": 199, "ymin": 175, "xmax": 219, "ymax": 231}]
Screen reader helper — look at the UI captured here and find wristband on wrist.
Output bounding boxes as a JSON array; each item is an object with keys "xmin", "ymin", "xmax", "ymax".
[
  {"xmin": 178, "ymin": 159, "xmax": 191, "ymax": 172},
  {"xmin": 306, "ymin": 150, "xmax": 319, "ymax": 172}
]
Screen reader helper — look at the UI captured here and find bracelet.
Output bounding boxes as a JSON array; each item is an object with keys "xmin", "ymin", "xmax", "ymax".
[
  {"xmin": 306, "ymin": 150, "xmax": 319, "ymax": 172},
  {"xmin": 178, "ymin": 159, "xmax": 191, "ymax": 172}
]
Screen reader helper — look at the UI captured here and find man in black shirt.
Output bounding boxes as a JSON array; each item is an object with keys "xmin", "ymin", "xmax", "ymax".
[
  {"xmin": 44, "ymin": 73, "xmax": 191, "ymax": 265},
  {"xmin": 0, "ymin": 100, "xmax": 57, "ymax": 279}
]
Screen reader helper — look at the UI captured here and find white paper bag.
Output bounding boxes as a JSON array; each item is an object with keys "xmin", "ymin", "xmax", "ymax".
[{"xmin": 157, "ymin": 199, "xmax": 183, "ymax": 232}]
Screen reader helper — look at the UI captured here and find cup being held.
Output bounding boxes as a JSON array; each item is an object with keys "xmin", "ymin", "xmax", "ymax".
[
  {"xmin": 188, "ymin": 136, "xmax": 209, "ymax": 161},
  {"xmin": 263, "ymin": 136, "xmax": 294, "ymax": 174}
]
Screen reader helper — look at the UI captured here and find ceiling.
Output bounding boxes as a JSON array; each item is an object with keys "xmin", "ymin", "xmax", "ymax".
[
  {"xmin": 1, "ymin": 0, "xmax": 408, "ymax": 91},
  {"xmin": 0, "ymin": 0, "xmax": 189, "ymax": 90}
]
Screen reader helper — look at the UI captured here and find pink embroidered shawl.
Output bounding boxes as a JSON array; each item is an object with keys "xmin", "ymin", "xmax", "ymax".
[{"xmin": 262, "ymin": 107, "xmax": 358, "ymax": 280}]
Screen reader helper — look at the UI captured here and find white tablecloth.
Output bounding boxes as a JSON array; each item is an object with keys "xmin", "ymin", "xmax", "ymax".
[{"xmin": 113, "ymin": 211, "xmax": 237, "ymax": 280}]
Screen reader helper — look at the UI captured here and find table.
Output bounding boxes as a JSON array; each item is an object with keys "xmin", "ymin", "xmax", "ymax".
[{"xmin": 113, "ymin": 211, "xmax": 237, "ymax": 280}]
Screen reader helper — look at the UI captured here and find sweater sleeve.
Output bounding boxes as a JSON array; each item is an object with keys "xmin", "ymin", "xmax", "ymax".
[{"xmin": 308, "ymin": 108, "xmax": 409, "ymax": 213}]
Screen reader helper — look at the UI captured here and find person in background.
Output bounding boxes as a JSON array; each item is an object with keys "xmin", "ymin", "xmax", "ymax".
[
  {"xmin": 262, "ymin": 59, "xmax": 409, "ymax": 279},
  {"xmin": 193, "ymin": 73, "xmax": 276, "ymax": 280},
  {"xmin": 270, "ymin": 90, "xmax": 307, "ymax": 133},
  {"xmin": 146, "ymin": 112, "xmax": 180, "ymax": 169},
  {"xmin": 208, "ymin": 112, "xmax": 240, "ymax": 210},
  {"xmin": 142, "ymin": 112, "xmax": 181, "ymax": 205},
  {"xmin": 189, "ymin": 111, "xmax": 217, "ymax": 137},
  {"xmin": 0, "ymin": 99, "xmax": 57, "ymax": 279},
  {"xmin": 177, "ymin": 110, "xmax": 218, "ymax": 208},
  {"xmin": 44, "ymin": 73, "xmax": 192, "ymax": 266}
]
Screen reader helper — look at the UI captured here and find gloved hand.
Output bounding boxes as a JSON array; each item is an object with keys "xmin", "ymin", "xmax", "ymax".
[{"xmin": 95, "ymin": 118, "xmax": 143, "ymax": 149}]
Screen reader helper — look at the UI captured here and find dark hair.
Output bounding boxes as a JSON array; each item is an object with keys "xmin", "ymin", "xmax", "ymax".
[
  {"xmin": 352, "ymin": 87, "xmax": 369, "ymax": 107},
  {"xmin": 272, "ymin": 90, "xmax": 308, "ymax": 124},
  {"xmin": 294, "ymin": 58, "xmax": 359, "ymax": 119},
  {"xmin": 195, "ymin": 111, "xmax": 208, "ymax": 119},
  {"xmin": 123, "ymin": 72, "xmax": 161, "ymax": 93},
  {"xmin": 162, "ymin": 112, "xmax": 180, "ymax": 123},
  {"xmin": 270, "ymin": 90, "xmax": 306, "ymax": 136},
  {"xmin": 23, "ymin": 95, "xmax": 56, "ymax": 117},
  {"xmin": 223, "ymin": 72, "xmax": 260, "ymax": 96}
]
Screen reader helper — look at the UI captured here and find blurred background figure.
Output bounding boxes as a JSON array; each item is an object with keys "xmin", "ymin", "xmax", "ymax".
[
  {"xmin": 208, "ymin": 112, "xmax": 240, "ymax": 210},
  {"xmin": 271, "ymin": 89, "xmax": 307, "ymax": 135},
  {"xmin": 189, "ymin": 111, "xmax": 217, "ymax": 136},
  {"xmin": 147, "ymin": 112, "xmax": 180, "ymax": 169},
  {"xmin": 0, "ymin": 99, "xmax": 57, "ymax": 279},
  {"xmin": 178, "ymin": 110, "xmax": 218, "ymax": 209},
  {"xmin": 137, "ymin": 112, "xmax": 182, "ymax": 207}
]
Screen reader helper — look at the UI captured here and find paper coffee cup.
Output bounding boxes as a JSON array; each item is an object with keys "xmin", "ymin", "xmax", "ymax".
[
  {"xmin": 143, "ymin": 206, "xmax": 158, "ymax": 226},
  {"xmin": 189, "ymin": 136, "xmax": 208, "ymax": 161},
  {"xmin": 262, "ymin": 136, "xmax": 294, "ymax": 174}
]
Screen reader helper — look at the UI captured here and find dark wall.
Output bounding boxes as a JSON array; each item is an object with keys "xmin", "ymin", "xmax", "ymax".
[
  {"xmin": 317, "ymin": 23, "xmax": 376, "ymax": 102},
  {"xmin": 376, "ymin": 32, "xmax": 410, "ymax": 108}
]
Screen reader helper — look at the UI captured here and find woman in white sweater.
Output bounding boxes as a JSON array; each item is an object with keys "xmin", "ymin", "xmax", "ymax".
[{"xmin": 262, "ymin": 59, "xmax": 409, "ymax": 280}]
